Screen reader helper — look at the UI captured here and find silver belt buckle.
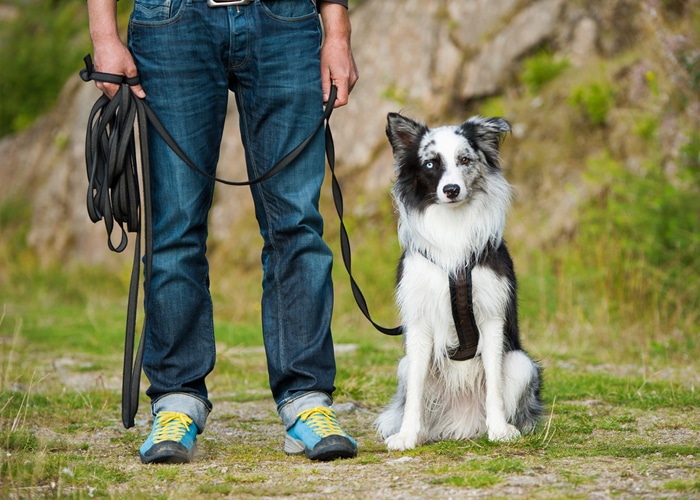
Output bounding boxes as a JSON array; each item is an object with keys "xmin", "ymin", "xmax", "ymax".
[{"xmin": 207, "ymin": 0, "xmax": 252, "ymax": 7}]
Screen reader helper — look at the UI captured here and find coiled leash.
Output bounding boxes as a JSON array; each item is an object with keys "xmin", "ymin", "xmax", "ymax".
[{"xmin": 80, "ymin": 54, "xmax": 401, "ymax": 429}]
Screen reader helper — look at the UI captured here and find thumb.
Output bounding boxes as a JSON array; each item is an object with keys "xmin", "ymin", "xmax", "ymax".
[{"xmin": 130, "ymin": 84, "xmax": 146, "ymax": 99}]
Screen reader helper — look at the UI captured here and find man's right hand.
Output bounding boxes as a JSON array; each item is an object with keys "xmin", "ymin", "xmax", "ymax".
[
  {"xmin": 92, "ymin": 40, "xmax": 146, "ymax": 99},
  {"xmin": 87, "ymin": 0, "xmax": 145, "ymax": 99}
]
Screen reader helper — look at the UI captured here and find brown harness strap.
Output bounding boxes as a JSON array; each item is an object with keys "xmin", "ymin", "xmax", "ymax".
[{"xmin": 448, "ymin": 262, "xmax": 480, "ymax": 360}]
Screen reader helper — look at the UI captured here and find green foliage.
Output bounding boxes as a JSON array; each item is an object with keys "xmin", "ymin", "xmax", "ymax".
[
  {"xmin": 579, "ymin": 149, "xmax": 699, "ymax": 289},
  {"xmin": 679, "ymin": 131, "xmax": 700, "ymax": 177},
  {"xmin": 0, "ymin": 0, "xmax": 91, "ymax": 137},
  {"xmin": 0, "ymin": 0, "xmax": 134, "ymax": 138},
  {"xmin": 567, "ymin": 80, "xmax": 615, "ymax": 125},
  {"xmin": 633, "ymin": 113, "xmax": 659, "ymax": 141},
  {"xmin": 679, "ymin": 51, "xmax": 700, "ymax": 95},
  {"xmin": 535, "ymin": 145, "xmax": 699, "ymax": 364},
  {"xmin": 664, "ymin": 479, "xmax": 700, "ymax": 493},
  {"xmin": 477, "ymin": 96, "xmax": 506, "ymax": 118},
  {"xmin": 520, "ymin": 50, "xmax": 571, "ymax": 93}
]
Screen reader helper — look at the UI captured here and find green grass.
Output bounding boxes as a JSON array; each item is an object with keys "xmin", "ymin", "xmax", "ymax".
[{"xmin": 1, "ymin": 264, "xmax": 698, "ymax": 497}]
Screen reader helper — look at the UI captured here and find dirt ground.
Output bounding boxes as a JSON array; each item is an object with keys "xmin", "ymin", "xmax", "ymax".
[{"xmin": 47, "ymin": 396, "xmax": 696, "ymax": 499}]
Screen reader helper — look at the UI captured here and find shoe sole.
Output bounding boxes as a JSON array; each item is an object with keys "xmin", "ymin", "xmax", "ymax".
[
  {"xmin": 140, "ymin": 441, "xmax": 195, "ymax": 464},
  {"xmin": 285, "ymin": 434, "xmax": 357, "ymax": 461}
]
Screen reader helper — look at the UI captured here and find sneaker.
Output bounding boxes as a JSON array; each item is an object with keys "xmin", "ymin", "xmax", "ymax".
[
  {"xmin": 139, "ymin": 411, "xmax": 198, "ymax": 464},
  {"xmin": 284, "ymin": 406, "xmax": 357, "ymax": 461}
]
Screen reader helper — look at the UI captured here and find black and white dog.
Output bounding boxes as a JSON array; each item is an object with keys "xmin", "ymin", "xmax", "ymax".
[{"xmin": 374, "ymin": 113, "xmax": 543, "ymax": 451}]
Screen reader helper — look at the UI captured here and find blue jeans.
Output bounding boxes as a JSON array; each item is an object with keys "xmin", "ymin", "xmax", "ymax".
[{"xmin": 128, "ymin": 0, "xmax": 336, "ymax": 432}]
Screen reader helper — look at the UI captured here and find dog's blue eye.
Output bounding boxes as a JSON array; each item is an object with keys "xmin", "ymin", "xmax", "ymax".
[{"xmin": 425, "ymin": 161, "xmax": 434, "ymax": 169}]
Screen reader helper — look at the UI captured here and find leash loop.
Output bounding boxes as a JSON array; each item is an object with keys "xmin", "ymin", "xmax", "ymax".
[{"xmin": 80, "ymin": 54, "xmax": 141, "ymax": 87}]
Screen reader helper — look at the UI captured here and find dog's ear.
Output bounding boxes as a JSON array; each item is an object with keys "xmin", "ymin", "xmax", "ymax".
[
  {"xmin": 386, "ymin": 113, "xmax": 428, "ymax": 158},
  {"xmin": 461, "ymin": 116, "xmax": 511, "ymax": 158}
]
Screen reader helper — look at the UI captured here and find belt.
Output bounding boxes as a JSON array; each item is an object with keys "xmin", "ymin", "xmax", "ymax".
[{"xmin": 207, "ymin": 0, "xmax": 252, "ymax": 7}]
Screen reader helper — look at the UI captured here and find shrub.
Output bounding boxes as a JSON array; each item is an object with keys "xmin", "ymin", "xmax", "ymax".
[
  {"xmin": 567, "ymin": 81, "xmax": 616, "ymax": 126},
  {"xmin": 0, "ymin": 0, "xmax": 92, "ymax": 137},
  {"xmin": 566, "ymin": 148, "xmax": 700, "ymax": 345},
  {"xmin": 520, "ymin": 50, "xmax": 571, "ymax": 93}
]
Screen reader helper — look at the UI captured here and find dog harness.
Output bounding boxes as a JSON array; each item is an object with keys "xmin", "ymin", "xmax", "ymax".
[{"xmin": 449, "ymin": 261, "xmax": 480, "ymax": 361}]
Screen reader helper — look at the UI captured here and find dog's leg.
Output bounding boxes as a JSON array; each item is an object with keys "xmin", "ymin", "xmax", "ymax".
[
  {"xmin": 384, "ymin": 325, "xmax": 432, "ymax": 451},
  {"xmin": 481, "ymin": 318, "xmax": 521, "ymax": 441}
]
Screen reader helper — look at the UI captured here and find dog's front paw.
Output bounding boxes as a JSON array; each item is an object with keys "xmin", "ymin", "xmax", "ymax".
[
  {"xmin": 488, "ymin": 423, "xmax": 521, "ymax": 442},
  {"xmin": 385, "ymin": 432, "xmax": 418, "ymax": 451}
]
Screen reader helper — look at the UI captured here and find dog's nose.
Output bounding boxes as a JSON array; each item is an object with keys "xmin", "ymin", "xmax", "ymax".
[{"xmin": 443, "ymin": 184, "xmax": 461, "ymax": 199}]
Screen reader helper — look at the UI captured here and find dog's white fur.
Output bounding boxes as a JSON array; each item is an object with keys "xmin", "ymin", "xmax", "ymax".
[{"xmin": 374, "ymin": 114, "xmax": 542, "ymax": 451}]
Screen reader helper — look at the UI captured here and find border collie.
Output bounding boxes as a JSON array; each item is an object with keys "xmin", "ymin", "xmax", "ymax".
[{"xmin": 374, "ymin": 113, "xmax": 543, "ymax": 451}]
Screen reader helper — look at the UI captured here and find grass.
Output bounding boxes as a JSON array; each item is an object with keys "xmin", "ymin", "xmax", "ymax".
[{"xmin": 1, "ymin": 256, "xmax": 698, "ymax": 498}]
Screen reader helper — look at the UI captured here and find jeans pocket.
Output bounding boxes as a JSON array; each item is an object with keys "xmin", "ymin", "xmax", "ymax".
[
  {"xmin": 260, "ymin": 0, "xmax": 316, "ymax": 22},
  {"xmin": 132, "ymin": 0, "xmax": 187, "ymax": 26}
]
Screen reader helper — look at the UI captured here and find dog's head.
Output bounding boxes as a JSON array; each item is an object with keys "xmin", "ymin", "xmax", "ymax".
[{"xmin": 386, "ymin": 113, "xmax": 511, "ymax": 212}]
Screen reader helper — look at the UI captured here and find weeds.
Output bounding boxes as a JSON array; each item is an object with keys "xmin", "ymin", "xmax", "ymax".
[
  {"xmin": 567, "ymin": 80, "xmax": 616, "ymax": 126},
  {"xmin": 520, "ymin": 49, "xmax": 571, "ymax": 93}
]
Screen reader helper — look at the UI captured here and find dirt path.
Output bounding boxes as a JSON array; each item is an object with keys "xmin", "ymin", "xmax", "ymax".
[{"xmin": 68, "ymin": 398, "xmax": 697, "ymax": 499}]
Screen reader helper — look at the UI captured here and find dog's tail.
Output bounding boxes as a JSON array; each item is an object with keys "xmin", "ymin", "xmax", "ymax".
[{"xmin": 510, "ymin": 361, "xmax": 544, "ymax": 434}]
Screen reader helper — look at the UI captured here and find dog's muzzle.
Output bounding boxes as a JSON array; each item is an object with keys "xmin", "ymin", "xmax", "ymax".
[{"xmin": 207, "ymin": 0, "xmax": 252, "ymax": 7}]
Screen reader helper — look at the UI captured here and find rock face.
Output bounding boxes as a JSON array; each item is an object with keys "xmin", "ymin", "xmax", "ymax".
[{"xmin": 0, "ymin": 0, "xmax": 667, "ymax": 266}]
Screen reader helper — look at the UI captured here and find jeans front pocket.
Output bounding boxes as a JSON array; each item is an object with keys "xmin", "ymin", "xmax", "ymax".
[
  {"xmin": 259, "ymin": 0, "xmax": 317, "ymax": 22},
  {"xmin": 132, "ymin": 0, "xmax": 187, "ymax": 26}
]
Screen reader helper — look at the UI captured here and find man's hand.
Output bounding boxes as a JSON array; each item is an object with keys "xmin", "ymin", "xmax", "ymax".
[
  {"xmin": 319, "ymin": 3, "xmax": 358, "ymax": 108},
  {"xmin": 87, "ymin": 0, "xmax": 145, "ymax": 99}
]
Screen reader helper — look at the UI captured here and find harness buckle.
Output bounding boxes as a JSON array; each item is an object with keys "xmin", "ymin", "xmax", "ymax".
[{"xmin": 207, "ymin": 0, "xmax": 252, "ymax": 7}]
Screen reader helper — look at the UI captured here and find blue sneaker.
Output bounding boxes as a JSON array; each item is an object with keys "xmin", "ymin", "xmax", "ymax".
[
  {"xmin": 284, "ymin": 406, "xmax": 357, "ymax": 461},
  {"xmin": 139, "ymin": 411, "xmax": 197, "ymax": 464}
]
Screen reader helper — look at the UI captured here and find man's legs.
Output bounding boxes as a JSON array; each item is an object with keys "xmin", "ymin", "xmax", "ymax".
[{"xmin": 128, "ymin": 0, "xmax": 231, "ymax": 462}]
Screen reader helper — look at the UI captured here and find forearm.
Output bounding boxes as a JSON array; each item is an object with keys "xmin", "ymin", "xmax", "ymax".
[
  {"xmin": 318, "ymin": 1, "xmax": 352, "ymax": 43},
  {"xmin": 87, "ymin": 0, "xmax": 121, "ymax": 45},
  {"xmin": 317, "ymin": 1, "xmax": 357, "ymax": 106},
  {"xmin": 86, "ymin": 0, "xmax": 145, "ymax": 98},
  {"xmin": 319, "ymin": 0, "xmax": 348, "ymax": 8}
]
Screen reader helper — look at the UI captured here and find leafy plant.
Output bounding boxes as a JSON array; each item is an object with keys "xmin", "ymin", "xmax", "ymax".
[
  {"xmin": 0, "ymin": 0, "xmax": 91, "ymax": 137},
  {"xmin": 520, "ymin": 50, "xmax": 571, "ymax": 93},
  {"xmin": 567, "ymin": 81, "xmax": 616, "ymax": 126},
  {"xmin": 547, "ymin": 147, "xmax": 700, "ymax": 364},
  {"xmin": 0, "ymin": 0, "xmax": 134, "ymax": 138}
]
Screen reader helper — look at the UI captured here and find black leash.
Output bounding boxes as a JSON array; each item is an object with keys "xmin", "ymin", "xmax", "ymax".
[{"xmin": 80, "ymin": 55, "xmax": 401, "ymax": 429}]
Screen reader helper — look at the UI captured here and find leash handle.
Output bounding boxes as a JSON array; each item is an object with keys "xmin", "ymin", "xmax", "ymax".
[{"xmin": 80, "ymin": 54, "xmax": 141, "ymax": 87}]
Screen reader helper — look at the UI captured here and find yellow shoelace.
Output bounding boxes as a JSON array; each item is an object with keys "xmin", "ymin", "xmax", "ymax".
[
  {"xmin": 152, "ymin": 411, "xmax": 193, "ymax": 444},
  {"xmin": 298, "ymin": 407, "xmax": 346, "ymax": 438}
]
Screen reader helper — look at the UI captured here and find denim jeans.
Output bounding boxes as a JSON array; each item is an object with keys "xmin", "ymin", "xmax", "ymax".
[{"xmin": 128, "ymin": 0, "xmax": 336, "ymax": 432}]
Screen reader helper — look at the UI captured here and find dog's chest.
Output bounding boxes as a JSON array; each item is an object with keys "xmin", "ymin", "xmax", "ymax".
[{"xmin": 397, "ymin": 254, "xmax": 508, "ymax": 333}]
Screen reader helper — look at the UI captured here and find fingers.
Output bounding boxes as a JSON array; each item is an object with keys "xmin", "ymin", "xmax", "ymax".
[
  {"xmin": 326, "ymin": 78, "xmax": 350, "ymax": 108},
  {"xmin": 95, "ymin": 81, "xmax": 120, "ymax": 100},
  {"xmin": 92, "ymin": 43, "xmax": 146, "ymax": 100},
  {"xmin": 95, "ymin": 79, "xmax": 146, "ymax": 100},
  {"xmin": 129, "ymin": 83, "xmax": 146, "ymax": 100},
  {"xmin": 321, "ymin": 56, "xmax": 359, "ymax": 108}
]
